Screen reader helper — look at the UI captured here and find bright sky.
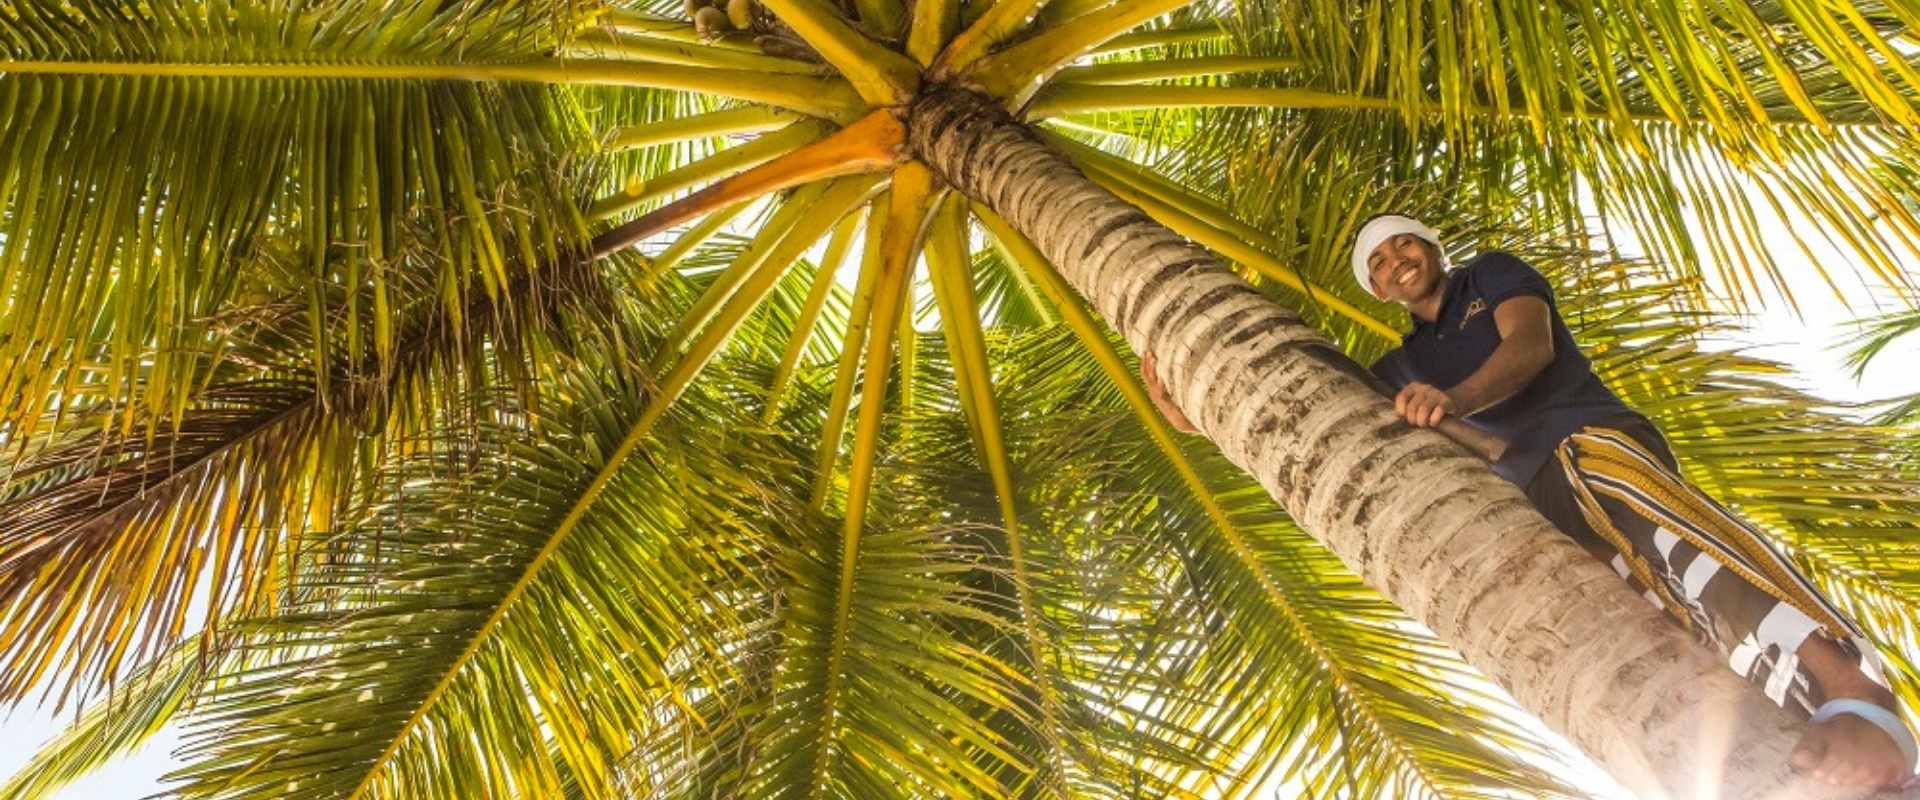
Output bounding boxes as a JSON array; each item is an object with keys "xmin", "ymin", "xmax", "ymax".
[{"xmin": 3, "ymin": 160, "xmax": 1918, "ymax": 800}]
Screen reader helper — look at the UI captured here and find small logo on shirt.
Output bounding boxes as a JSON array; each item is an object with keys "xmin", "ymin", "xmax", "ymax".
[{"xmin": 1460, "ymin": 298, "xmax": 1488, "ymax": 330}]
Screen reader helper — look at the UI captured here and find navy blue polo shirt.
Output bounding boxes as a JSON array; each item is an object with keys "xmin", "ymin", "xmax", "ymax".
[{"xmin": 1368, "ymin": 251, "xmax": 1644, "ymax": 486}]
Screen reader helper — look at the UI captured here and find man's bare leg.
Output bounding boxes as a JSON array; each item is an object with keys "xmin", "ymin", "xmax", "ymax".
[{"xmin": 1792, "ymin": 634, "xmax": 1912, "ymax": 788}]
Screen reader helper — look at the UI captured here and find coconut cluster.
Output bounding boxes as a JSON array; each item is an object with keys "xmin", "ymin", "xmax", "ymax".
[
  {"xmin": 685, "ymin": 0, "xmax": 753, "ymax": 38},
  {"xmin": 683, "ymin": 0, "xmax": 822, "ymax": 61}
]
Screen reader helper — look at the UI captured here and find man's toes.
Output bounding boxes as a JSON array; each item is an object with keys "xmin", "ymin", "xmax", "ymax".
[
  {"xmin": 1833, "ymin": 763, "xmax": 1865, "ymax": 786},
  {"xmin": 1878, "ymin": 760, "xmax": 1913, "ymax": 788},
  {"xmin": 1807, "ymin": 749, "xmax": 1847, "ymax": 784},
  {"xmin": 1846, "ymin": 764, "xmax": 1879, "ymax": 787},
  {"xmin": 1818, "ymin": 759, "xmax": 1855, "ymax": 786},
  {"xmin": 1791, "ymin": 736, "xmax": 1826, "ymax": 772},
  {"xmin": 1790, "ymin": 747, "xmax": 1814, "ymax": 771},
  {"xmin": 1873, "ymin": 765, "xmax": 1902, "ymax": 789}
]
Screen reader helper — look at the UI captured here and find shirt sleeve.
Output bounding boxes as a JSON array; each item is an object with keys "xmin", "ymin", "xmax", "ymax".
[
  {"xmin": 1368, "ymin": 348, "xmax": 1413, "ymax": 391},
  {"xmin": 1471, "ymin": 251, "xmax": 1554, "ymax": 308}
]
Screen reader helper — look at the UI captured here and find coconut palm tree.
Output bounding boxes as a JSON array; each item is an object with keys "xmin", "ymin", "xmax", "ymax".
[{"xmin": 2, "ymin": 0, "xmax": 1919, "ymax": 798}]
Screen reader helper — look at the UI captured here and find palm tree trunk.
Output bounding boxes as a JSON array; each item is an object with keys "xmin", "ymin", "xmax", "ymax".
[{"xmin": 906, "ymin": 84, "xmax": 1883, "ymax": 800}]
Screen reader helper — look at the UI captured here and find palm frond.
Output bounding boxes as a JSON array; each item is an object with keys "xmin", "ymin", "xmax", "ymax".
[
  {"xmin": 0, "ymin": 632, "xmax": 212, "ymax": 800},
  {"xmin": 1056, "ymin": 0, "xmax": 1920, "ymax": 309},
  {"xmin": 714, "ymin": 506, "xmax": 1031, "ymax": 798},
  {"xmin": 0, "ymin": 235, "xmax": 625, "ymax": 706},
  {"xmin": 168, "ymin": 347, "xmax": 800, "ymax": 799},
  {"xmin": 0, "ymin": 0, "xmax": 596, "ymax": 437},
  {"xmin": 1843, "ymin": 305, "xmax": 1920, "ymax": 378},
  {"xmin": 586, "ymin": 360, "xmax": 1043, "ymax": 798},
  {"xmin": 10, "ymin": 0, "xmax": 1920, "ymax": 797}
]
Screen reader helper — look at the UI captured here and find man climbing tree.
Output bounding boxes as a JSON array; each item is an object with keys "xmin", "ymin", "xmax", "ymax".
[{"xmin": 1144, "ymin": 214, "xmax": 1918, "ymax": 790}]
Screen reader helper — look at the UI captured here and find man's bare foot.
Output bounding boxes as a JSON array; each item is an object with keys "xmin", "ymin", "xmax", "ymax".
[
  {"xmin": 1792, "ymin": 635, "xmax": 1913, "ymax": 788},
  {"xmin": 1790, "ymin": 691, "xmax": 1910, "ymax": 788}
]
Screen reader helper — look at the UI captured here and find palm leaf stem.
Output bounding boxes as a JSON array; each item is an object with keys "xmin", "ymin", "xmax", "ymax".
[
  {"xmin": 606, "ymin": 106, "xmax": 800, "ymax": 152},
  {"xmin": 925, "ymin": 198, "xmax": 1071, "ymax": 793},
  {"xmin": 642, "ymin": 201, "xmax": 755, "ymax": 282},
  {"xmin": 660, "ymin": 183, "xmax": 835, "ymax": 359},
  {"xmin": 898, "ymin": 275, "xmax": 919, "ymax": 420},
  {"xmin": 763, "ymin": 214, "xmax": 863, "ymax": 423},
  {"xmin": 805, "ymin": 164, "xmax": 937, "ymax": 797},
  {"xmin": 661, "ymin": 177, "xmax": 883, "ymax": 368},
  {"xmin": 1090, "ymin": 23, "xmax": 1226, "ymax": 55},
  {"xmin": 587, "ymin": 119, "xmax": 830, "ymax": 223},
  {"xmin": 934, "ymin": 0, "xmax": 1054, "ymax": 76},
  {"xmin": 1051, "ymin": 55, "xmax": 1301, "ymax": 84},
  {"xmin": 564, "ymin": 30, "xmax": 827, "ymax": 74},
  {"xmin": 1035, "ymin": 0, "xmax": 1122, "ymax": 25},
  {"xmin": 854, "ymin": 0, "xmax": 910, "ymax": 42},
  {"xmin": 983, "ymin": 235, "xmax": 1060, "ymax": 326},
  {"xmin": 593, "ymin": 109, "xmax": 904, "ymax": 257},
  {"xmin": 0, "ymin": 58, "xmax": 861, "ymax": 119},
  {"xmin": 809, "ymin": 200, "xmax": 890, "ymax": 508},
  {"xmin": 756, "ymin": 0, "xmax": 922, "ymax": 104},
  {"xmin": 907, "ymin": 0, "xmax": 962, "ymax": 66},
  {"xmin": 968, "ymin": 0, "xmax": 1203, "ymax": 99},
  {"xmin": 594, "ymin": 10, "xmax": 766, "ymax": 51},
  {"xmin": 1027, "ymin": 82, "xmax": 1894, "ymax": 128}
]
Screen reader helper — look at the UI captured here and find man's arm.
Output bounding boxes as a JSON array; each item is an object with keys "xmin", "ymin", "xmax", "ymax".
[
  {"xmin": 1395, "ymin": 295, "xmax": 1554, "ymax": 425},
  {"xmin": 1448, "ymin": 295, "xmax": 1555, "ymax": 414}
]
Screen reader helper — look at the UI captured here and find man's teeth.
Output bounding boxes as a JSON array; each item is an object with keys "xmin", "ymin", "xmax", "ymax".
[{"xmin": 1397, "ymin": 269, "xmax": 1416, "ymax": 285}]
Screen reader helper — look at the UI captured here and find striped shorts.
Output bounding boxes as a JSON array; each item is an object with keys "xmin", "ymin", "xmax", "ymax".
[{"xmin": 1525, "ymin": 423, "xmax": 1871, "ymax": 716}]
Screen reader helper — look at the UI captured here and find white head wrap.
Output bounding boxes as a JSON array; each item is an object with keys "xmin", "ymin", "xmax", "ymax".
[{"xmin": 1350, "ymin": 215, "xmax": 1444, "ymax": 298}]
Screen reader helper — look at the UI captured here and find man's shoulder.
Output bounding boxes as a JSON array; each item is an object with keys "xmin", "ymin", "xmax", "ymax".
[
  {"xmin": 1458, "ymin": 249, "xmax": 1552, "ymax": 302},
  {"xmin": 1460, "ymin": 249, "xmax": 1534, "ymax": 274}
]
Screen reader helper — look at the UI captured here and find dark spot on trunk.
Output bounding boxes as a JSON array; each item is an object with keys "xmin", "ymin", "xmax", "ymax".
[
  {"xmin": 1353, "ymin": 492, "xmax": 1380, "ymax": 528},
  {"xmin": 1141, "ymin": 261, "xmax": 1226, "ymax": 336},
  {"xmin": 1170, "ymin": 283, "xmax": 1258, "ymax": 341},
  {"xmin": 1080, "ymin": 212, "xmax": 1154, "ymax": 262},
  {"xmin": 1224, "ymin": 316, "xmax": 1283, "ymax": 346},
  {"xmin": 1187, "ymin": 307, "xmax": 1254, "ymax": 370},
  {"xmin": 1247, "ymin": 348, "xmax": 1289, "ymax": 375},
  {"xmin": 1331, "ymin": 480, "xmax": 1362, "ymax": 524}
]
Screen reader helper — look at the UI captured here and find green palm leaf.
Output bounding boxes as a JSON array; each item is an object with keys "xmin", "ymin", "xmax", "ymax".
[
  {"xmin": 1843, "ymin": 306, "xmax": 1920, "ymax": 427},
  {"xmin": 0, "ymin": 234, "xmax": 622, "ymax": 706},
  {"xmin": 1058, "ymin": 1, "xmax": 1920, "ymax": 309},
  {"xmin": 0, "ymin": 0, "xmax": 599, "ymax": 437},
  {"xmin": 168, "ymin": 346, "xmax": 797, "ymax": 799},
  {"xmin": 0, "ymin": 633, "xmax": 212, "ymax": 800}
]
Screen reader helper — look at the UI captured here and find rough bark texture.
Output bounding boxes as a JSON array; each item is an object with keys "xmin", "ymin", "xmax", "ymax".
[{"xmin": 906, "ymin": 84, "xmax": 1894, "ymax": 800}]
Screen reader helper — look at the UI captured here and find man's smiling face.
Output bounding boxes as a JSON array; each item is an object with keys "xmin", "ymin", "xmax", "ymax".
[{"xmin": 1366, "ymin": 233, "xmax": 1444, "ymax": 304}]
